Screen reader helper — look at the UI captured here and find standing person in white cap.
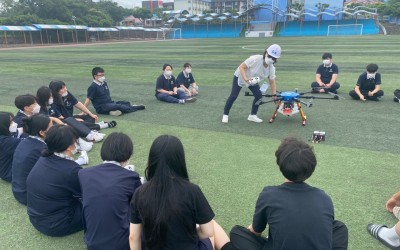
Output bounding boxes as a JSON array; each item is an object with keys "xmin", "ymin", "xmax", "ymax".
[{"xmin": 222, "ymin": 44, "xmax": 281, "ymax": 123}]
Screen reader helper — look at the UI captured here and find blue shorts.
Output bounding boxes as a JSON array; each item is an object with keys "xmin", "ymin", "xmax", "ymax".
[{"xmin": 198, "ymin": 238, "xmax": 213, "ymax": 250}]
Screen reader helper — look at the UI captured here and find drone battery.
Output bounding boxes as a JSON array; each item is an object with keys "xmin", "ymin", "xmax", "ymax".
[{"xmin": 312, "ymin": 131, "xmax": 326, "ymax": 143}]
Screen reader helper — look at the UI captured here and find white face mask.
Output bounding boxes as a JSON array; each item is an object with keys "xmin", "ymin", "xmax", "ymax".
[
  {"xmin": 185, "ymin": 68, "xmax": 192, "ymax": 74},
  {"xmin": 9, "ymin": 121, "xmax": 18, "ymax": 133},
  {"xmin": 98, "ymin": 76, "xmax": 106, "ymax": 82},
  {"xmin": 61, "ymin": 91, "xmax": 68, "ymax": 97},
  {"xmin": 367, "ymin": 73, "xmax": 376, "ymax": 79},
  {"xmin": 48, "ymin": 97, "xmax": 53, "ymax": 105},
  {"xmin": 71, "ymin": 142, "xmax": 79, "ymax": 155},
  {"xmin": 265, "ymin": 57, "xmax": 275, "ymax": 65},
  {"xmin": 164, "ymin": 70, "xmax": 172, "ymax": 77},
  {"xmin": 32, "ymin": 104, "xmax": 41, "ymax": 114},
  {"xmin": 323, "ymin": 59, "xmax": 331, "ymax": 66}
]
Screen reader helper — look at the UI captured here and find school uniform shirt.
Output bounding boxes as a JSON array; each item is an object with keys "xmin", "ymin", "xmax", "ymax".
[
  {"xmin": 357, "ymin": 72, "xmax": 381, "ymax": 91},
  {"xmin": 40, "ymin": 105, "xmax": 62, "ymax": 118},
  {"xmin": 26, "ymin": 154, "xmax": 82, "ymax": 235},
  {"xmin": 234, "ymin": 55, "xmax": 276, "ymax": 87},
  {"xmin": 155, "ymin": 74, "xmax": 177, "ymax": 96},
  {"xmin": 0, "ymin": 135, "xmax": 21, "ymax": 182},
  {"xmin": 86, "ymin": 81, "xmax": 114, "ymax": 112},
  {"xmin": 12, "ymin": 136, "xmax": 47, "ymax": 205},
  {"xmin": 176, "ymin": 71, "xmax": 195, "ymax": 89},
  {"xmin": 130, "ymin": 180, "xmax": 215, "ymax": 250},
  {"xmin": 13, "ymin": 111, "xmax": 28, "ymax": 127},
  {"xmin": 51, "ymin": 92, "xmax": 78, "ymax": 118},
  {"xmin": 252, "ymin": 182, "xmax": 334, "ymax": 250},
  {"xmin": 316, "ymin": 63, "xmax": 339, "ymax": 84},
  {"xmin": 78, "ymin": 162, "xmax": 142, "ymax": 250}
]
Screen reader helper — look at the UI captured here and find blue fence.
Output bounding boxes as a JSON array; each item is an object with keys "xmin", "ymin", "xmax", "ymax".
[
  {"xmin": 169, "ymin": 23, "xmax": 244, "ymax": 39},
  {"xmin": 278, "ymin": 19, "xmax": 379, "ymax": 36}
]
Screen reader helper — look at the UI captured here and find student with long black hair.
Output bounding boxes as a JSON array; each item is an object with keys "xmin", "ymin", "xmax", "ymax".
[
  {"xmin": 12, "ymin": 114, "xmax": 52, "ymax": 205},
  {"xmin": 0, "ymin": 112, "xmax": 21, "ymax": 182},
  {"xmin": 129, "ymin": 135, "xmax": 234, "ymax": 250},
  {"xmin": 26, "ymin": 124, "xmax": 84, "ymax": 236}
]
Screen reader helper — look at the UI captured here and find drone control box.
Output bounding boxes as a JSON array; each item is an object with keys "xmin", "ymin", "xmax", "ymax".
[{"xmin": 312, "ymin": 131, "xmax": 326, "ymax": 143}]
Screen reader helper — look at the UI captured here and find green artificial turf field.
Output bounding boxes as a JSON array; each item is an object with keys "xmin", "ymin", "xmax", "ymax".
[{"xmin": 0, "ymin": 35, "xmax": 399, "ymax": 249}]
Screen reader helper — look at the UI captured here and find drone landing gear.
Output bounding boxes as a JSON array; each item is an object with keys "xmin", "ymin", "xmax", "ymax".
[
  {"xmin": 297, "ymin": 102, "xmax": 307, "ymax": 126},
  {"xmin": 269, "ymin": 101, "xmax": 280, "ymax": 124}
]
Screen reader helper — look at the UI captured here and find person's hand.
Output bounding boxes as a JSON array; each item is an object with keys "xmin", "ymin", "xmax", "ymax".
[
  {"xmin": 368, "ymin": 91, "xmax": 374, "ymax": 97},
  {"xmin": 89, "ymin": 113, "xmax": 98, "ymax": 120},
  {"xmin": 386, "ymin": 197, "xmax": 400, "ymax": 213},
  {"xmin": 187, "ymin": 91, "xmax": 192, "ymax": 97},
  {"xmin": 192, "ymin": 89, "xmax": 198, "ymax": 95},
  {"xmin": 168, "ymin": 91, "xmax": 174, "ymax": 95},
  {"xmin": 75, "ymin": 118, "xmax": 84, "ymax": 122},
  {"xmin": 319, "ymin": 82, "xmax": 325, "ymax": 87},
  {"xmin": 325, "ymin": 83, "xmax": 332, "ymax": 88},
  {"xmin": 359, "ymin": 95, "xmax": 366, "ymax": 101},
  {"xmin": 173, "ymin": 91, "xmax": 177, "ymax": 95}
]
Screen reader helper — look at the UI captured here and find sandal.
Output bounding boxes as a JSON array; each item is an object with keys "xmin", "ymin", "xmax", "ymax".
[{"xmin": 367, "ymin": 224, "xmax": 400, "ymax": 249}]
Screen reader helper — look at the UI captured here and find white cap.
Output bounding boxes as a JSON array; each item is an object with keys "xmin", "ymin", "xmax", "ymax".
[{"xmin": 266, "ymin": 44, "xmax": 281, "ymax": 58}]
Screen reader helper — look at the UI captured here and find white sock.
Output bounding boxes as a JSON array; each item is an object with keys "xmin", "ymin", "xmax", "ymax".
[
  {"xmin": 75, "ymin": 158, "xmax": 86, "ymax": 166},
  {"xmin": 99, "ymin": 123, "xmax": 108, "ymax": 129},
  {"xmin": 378, "ymin": 226, "xmax": 400, "ymax": 247}
]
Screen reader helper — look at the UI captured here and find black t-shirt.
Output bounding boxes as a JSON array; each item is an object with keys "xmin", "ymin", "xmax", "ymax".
[
  {"xmin": 87, "ymin": 81, "xmax": 114, "ymax": 111},
  {"xmin": 130, "ymin": 180, "xmax": 215, "ymax": 249},
  {"xmin": 356, "ymin": 72, "xmax": 381, "ymax": 91},
  {"xmin": 252, "ymin": 182, "xmax": 334, "ymax": 250},
  {"xmin": 316, "ymin": 63, "xmax": 339, "ymax": 84},
  {"xmin": 79, "ymin": 163, "xmax": 142, "ymax": 250},
  {"xmin": 51, "ymin": 92, "xmax": 78, "ymax": 118},
  {"xmin": 155, "ymin": 74, "xmax": 177, "ymax": 95},
  {"xmin": 176, "ymin": 71, "xmax": 195, "ymax": 89}
]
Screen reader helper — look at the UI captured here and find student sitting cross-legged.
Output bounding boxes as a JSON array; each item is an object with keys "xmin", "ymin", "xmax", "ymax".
[
  {"xmin": 129, "ymin": 135, "xmax": 235, "ymax": 250},
  {"xmin": 0, "ymin": 112, "xmax": 21, "ymax": 182},
  {"xmin": 84, "ymin": 67, "xmax": 145, "ymax": 116},
  {"xmin": 12, "ymin": 114, "xmax": 52, "ymax": 205},
  {"xmin": 78, "ymin": 132, "xmax": 142, "ymax": 250},
  {"xmin": 349, "ymin": 63, "xmax": 384, "ymax": 101},
  {"xmin": 230, "ymin": 137, "xmax": 348, "ymax": 250},
  {"xmin": 155, "ymin": 64, "xmax": 197, "ymax": 104},
  {"xmin": 26, "ymin": 124, "xmax": 84, "ymax": 237}
]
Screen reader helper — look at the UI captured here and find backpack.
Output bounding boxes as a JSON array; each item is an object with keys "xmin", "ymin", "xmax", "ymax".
[{"xmin": 394, "ymin": 89, "xmax": 400, "ymax": 103}]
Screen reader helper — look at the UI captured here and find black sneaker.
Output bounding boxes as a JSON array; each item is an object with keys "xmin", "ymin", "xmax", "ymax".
[
  {"xmin": 107, "ymin": 121, "xmax": 117, "ymax": 128},
  {"xmin": 394, "ymin": 97, "xmax": 399, "ymax": 103}
]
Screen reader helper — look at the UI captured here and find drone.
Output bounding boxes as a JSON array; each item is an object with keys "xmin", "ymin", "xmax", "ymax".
[{"xmin": 245, "ymin": 89, "xmax": 340, "ymax": 126}]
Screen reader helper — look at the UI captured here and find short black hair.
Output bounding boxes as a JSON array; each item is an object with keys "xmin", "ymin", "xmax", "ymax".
[
  {"xmin": 92, "ymin": 67, "xmax": 105, "ymax": 78},
  {"xmin": 43, "ymin": 124, "xmax": 78, "ymax": 156},
  {"xmin": 22, "ymin": 114, "xmax": 51, "ymax": 137},
  {"xmin": 100, "ymin": 132, "xmax": 133, "ymax": 163},
  {"xmin": 183, "ymin": 62, "xmax": 192, "ymax": 68},
  {"xmin": 366, "ymin": 63, "xmax": 378, "ymax": 73},
  {"xmin": 36, "ymin": 86, "xmax": 52, "ymax": 107},
  {"xmin": 322, "ymin": 53, "xmax": 332, "ymax": 59},
  {"xmin": 0, "ymin": 112, "xmax": 14, "ymax": 136},
  {"xmin": 275, "ymin": 137, "xmax": 317, "ymax": 183},
  {"xmin": 162, "ymin": 64, "xmax": 173, "ymax": 70},
  {"xmin": 14, "ymin": 94, "xmax": 36, "ymax": 110}
]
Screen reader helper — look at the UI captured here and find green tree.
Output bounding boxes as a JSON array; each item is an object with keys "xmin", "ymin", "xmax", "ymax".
[{"xmin": 132, "ymin": 7, "xmax": 152, "ymax": 23}]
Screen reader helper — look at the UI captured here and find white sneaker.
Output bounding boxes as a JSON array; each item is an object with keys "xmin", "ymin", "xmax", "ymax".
[
  {"xmin": 75, "ymin": 151, "xmax": 89, "ymax": 165},
  {"xmin": 222, "ymin": 115, "xmax": 229, "ymax": 123},
  {"xmin": 86, "ymin": 132, "xmax": 104, "ymax": 142},
  {"xmin": 78, "ymin": 138, "xmax": 93, "ymax": 152},
  {"xmin": 109, "ymin": 110, "xmax": 122, "ymax": 116},
  {"xmin": 124, "ymin": 164, "xmax": 136, "ymax": 171},
  {"xmin": 248, "ymin": 115, "xmax": 263, "ymax": 123}
]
